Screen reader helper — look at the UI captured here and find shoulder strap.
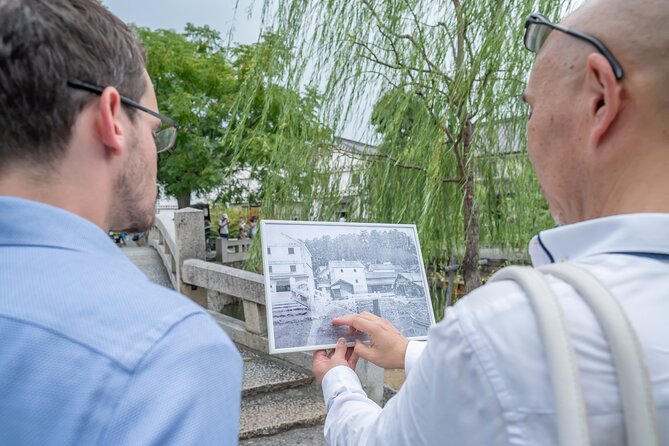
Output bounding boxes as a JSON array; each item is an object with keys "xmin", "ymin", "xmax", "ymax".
[
  {"xmin": 540, "ymin": 263, "xmax": 660, "ymax": 446},
  {"xmin": 489, "ymin": 266, "xmax": 590, "ymax": 446}
]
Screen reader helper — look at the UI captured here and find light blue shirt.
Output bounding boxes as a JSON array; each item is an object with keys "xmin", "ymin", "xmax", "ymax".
[
  {"xmin": 322, "ymin": 213, "xmax": 669, "ymax": 445},
  {"xmin": 0, "ymin": 197, "xmax": 242, "ymax": 445}
]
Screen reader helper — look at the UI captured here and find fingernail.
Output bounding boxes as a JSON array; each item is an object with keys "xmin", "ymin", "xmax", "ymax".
[{"xmin": 338, "ymin": 338, "xmax": 346, "ymax": 345}]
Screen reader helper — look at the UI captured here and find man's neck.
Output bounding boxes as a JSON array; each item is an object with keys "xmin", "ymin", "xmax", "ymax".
[
  {"xmin": 584, "ymin": 142, "xmax": 669, "ymax": 220},
  {"xmin": 0, "ymin": 167, "xmax": 109, "ymax": 231}
]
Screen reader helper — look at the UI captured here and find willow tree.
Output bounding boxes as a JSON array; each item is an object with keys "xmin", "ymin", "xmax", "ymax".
[{"xmin": 231, "ymin": 0, "xmax": 567, "ymax": 292}]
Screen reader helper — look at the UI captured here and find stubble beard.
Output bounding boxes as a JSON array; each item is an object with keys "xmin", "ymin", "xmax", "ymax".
[{"xmin": 113, "ymin": 135, "xmax": 156, "ymax": 232}]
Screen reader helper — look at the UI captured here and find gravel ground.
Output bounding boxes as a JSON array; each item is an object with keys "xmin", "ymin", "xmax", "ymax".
[{"xmin": 239, "ymin": 426, "xmax": 326, "ymax": 446}]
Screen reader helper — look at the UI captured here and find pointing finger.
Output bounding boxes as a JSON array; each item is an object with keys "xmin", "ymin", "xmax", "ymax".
[
  {"xmin": 332, "ymin": 315, "xmax": 358, "ymax": 326},
  {"xmin": 333, "ymin": 315, "xmax": 377, "ymax": 335}
]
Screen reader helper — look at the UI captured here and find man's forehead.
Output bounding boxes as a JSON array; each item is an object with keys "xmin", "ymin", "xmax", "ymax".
[
  {"xmin": 139, "ymin": 71, "xmax": 159, "ymax": 109},
  {"xmin": 524, "ymin": 43, "xmax": 562, "ymax": 99}
]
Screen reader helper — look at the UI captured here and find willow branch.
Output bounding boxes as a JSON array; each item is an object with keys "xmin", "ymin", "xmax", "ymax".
[
  {"xmin": 354, "ymin": 39, "xmax": 436, "ymax": 77},
  {"xmin": 361, "ymin": 0, "xmax": 452, "ymax": 86},
  {"xmin": 328, "ymin": 144, "xmax": 464, "ymax": 185}
]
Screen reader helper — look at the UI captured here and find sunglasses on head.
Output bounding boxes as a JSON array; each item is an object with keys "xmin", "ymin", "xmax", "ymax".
[{"xmin": 523, "ymin": 13, "xmax": 624, "ymax": 80}]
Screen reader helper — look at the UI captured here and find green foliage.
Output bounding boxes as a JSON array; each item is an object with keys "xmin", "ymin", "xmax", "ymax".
[
  {"xmin": 224, "ymin": 34, "xmax": 333, "ymax": 211},
  {"xmin": 136, "ymin": 25, "xmax": 330, "ymax": 205},
  {"xmin": 228, "ymin": 0, "xmax": 566, "ymax": 271}
]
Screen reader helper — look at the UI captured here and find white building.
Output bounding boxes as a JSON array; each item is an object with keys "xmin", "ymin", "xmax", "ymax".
[
  {"xmin": 267, "ymin": 236, "xmax": 315, "ymax": 299},
  {"xmin": 328, "ymin": 260, "xmax": 367, "ymax": 297}
]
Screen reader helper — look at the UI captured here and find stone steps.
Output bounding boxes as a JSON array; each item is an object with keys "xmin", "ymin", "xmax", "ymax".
[
  {"xmin": 273, "ymin": 310, "xmax": 309, "ymax": 319},
  {"xmin": 240, "ymin": 346, "xmax": 313, "ymax": 396},
  {"xmin": 272, "ymin": 300, "xmax": 310, "ymax": 319},
  {"xmin": 239, "ymin": 382, "xmax": 326, "ymax": 439},
  {"xmin": 239, "ymin": 426, "xmax": 326, "ymax": 446},
  {"xmin": 122, "ymin": 246, "xmax": 172, "ymax": 288},
  {"xmin": 237, "ymin": 345, "xmax": 326, "ymax": 441}
]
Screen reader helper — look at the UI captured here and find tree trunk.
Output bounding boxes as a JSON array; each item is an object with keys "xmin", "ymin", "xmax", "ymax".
[
  {"xmin": 462, "ymin": 122, "xmax": 481, "ymax": 294},
  {"xmin": 462, "ymin": 170, "xmax": 481, "ymax": 293},
  {"xmin": 177, "ymin": 193, "xmax": 191, "ymax": 209}
]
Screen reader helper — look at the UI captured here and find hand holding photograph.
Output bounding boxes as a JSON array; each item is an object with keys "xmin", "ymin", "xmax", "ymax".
[{"xmin": 261, "ymin": 220, "xmax": 436, "ymax": 354}]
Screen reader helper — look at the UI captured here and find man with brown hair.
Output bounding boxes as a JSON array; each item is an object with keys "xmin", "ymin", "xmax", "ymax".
[{"xmin": 0, "ymin": 1, "xmax": 242, "ymax": 444}]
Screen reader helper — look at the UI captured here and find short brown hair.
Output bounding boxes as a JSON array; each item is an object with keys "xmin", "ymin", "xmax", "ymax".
[{"xmin": 0, "ymin": 0, "xmax": 146, "ymax": 173}]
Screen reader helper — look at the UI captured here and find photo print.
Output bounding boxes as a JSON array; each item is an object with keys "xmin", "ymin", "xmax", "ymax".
[{"xmin": 261, "ymin": 220, "xmax": 436, "ymax": 354}]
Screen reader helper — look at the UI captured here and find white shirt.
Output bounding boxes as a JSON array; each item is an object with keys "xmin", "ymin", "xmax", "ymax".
[{"xmin": 321, "ymin": 213, "xmax": 669, "ymax": 445}]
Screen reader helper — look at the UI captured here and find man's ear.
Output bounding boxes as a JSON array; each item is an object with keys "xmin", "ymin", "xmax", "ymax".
[
  {"xmin": 585, "ymin": 53, "xmax": 623, "ymax": 149},
  {"xmin": 95, "ymin": 87, "xmax": 127, "ymax": 156}
]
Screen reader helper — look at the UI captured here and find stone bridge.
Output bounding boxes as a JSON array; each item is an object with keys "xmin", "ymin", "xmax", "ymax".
[{"xmin": 122, "ymin": 208, "xmax": 385, "ymax": 445}]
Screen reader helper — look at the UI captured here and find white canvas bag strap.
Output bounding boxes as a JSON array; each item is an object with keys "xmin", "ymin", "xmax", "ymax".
[
  {"xmin": 540, "ymin": 263, "xmax": 660, "ymax": 446},
  {"xmin": 490, "ymin": 266, "xmax": 590, "ymax": 446}
]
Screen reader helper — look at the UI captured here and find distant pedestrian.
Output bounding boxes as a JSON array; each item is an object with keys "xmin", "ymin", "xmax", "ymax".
[
  {"xmin": 238, "ymin": 218, "xmax": 247, "ymax": 239},
  {"xmin": 249, "ymin": 216, "xmax": 258, "ymax": 239},
  {"xmin": 219, "ymin": 213, "xmax": 229, "ymax": 239}
]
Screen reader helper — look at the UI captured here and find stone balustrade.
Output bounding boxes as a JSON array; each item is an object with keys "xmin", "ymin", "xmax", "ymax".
[{"xmin": 215, "ymin": 237, "xmax": 252, "ymax": 264}]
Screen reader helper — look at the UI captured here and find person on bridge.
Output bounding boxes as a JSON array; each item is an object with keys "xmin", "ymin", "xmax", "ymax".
[
  {"xmin": 312, "ymin": 0, "xmax": 669, "ymax": 444},
  {"xmin": 219, "ymin": 213, "xmax": 230, "ymax": 238},
  {"xmin": 0, "ymin": 1, "xmax": 242, "ymax": 444}
]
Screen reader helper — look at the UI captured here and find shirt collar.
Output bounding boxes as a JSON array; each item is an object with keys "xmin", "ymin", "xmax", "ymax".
[
  {"xmin": 0, "ymin": 196, "xmax": 125, "ymax": 259},
  {"xmin": 529, "ymin": 213, "xmax": 669, "ymax": 267}
]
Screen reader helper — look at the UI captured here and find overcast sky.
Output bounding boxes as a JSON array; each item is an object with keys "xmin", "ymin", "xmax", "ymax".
[
  {"xmin": 102, "ymin": 0, "xmax": 264, "ymax": 45},
  {"xmin": 103, "ymin": 0, "xmax": 585, "ymax": 48}
]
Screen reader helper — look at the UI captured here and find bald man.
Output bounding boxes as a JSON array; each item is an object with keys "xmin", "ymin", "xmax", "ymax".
[{"xmin": 312, "ymin": 1, "xmax": 669, "ymax": 445}]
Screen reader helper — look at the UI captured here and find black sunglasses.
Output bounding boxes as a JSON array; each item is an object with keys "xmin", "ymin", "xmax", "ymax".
[
  {"xmin": 67, "ymin": 79, "xmax": 180, "ymax": 153},
  {"xmin": 524, "ymin": 13, "xmax": 624, "ymax": 80}
]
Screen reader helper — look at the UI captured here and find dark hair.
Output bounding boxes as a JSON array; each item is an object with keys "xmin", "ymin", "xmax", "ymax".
[{"xmin": 0, "ymin": 0, "xmax": 146, "ymax": 173}]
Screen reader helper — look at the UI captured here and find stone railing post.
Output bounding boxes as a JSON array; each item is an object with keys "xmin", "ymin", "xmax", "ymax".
[
  {"xmin": 356, "ymin": 360, "xmax": 384, "ymax": 404},
  {"xmin": 215, "ymin": 237, "xmax": 223, "ymax": 262},
  {"xmin": 175, "ymin": 208, "xmax": 207, "ymax": 308},
  {"xmin": 242, "ymin": 301, "xmax": 267, "ymax": 335}
]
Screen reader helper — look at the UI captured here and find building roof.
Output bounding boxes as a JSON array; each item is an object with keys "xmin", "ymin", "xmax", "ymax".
[
  {"xmin": 366, "ymin": 277, "xmax": 397, "ymax": 286},
  {"xmin": 338, "ymin": 137, "xmax": 379, "ymax": 156},
  {"xmin": 365, "ymin": 271, "xmax": 398, "ymax": 280},
  {"xmin": 331, "ymin": 279, "xmax": 354, "ymax": 288},
  {"xmin": 328, "ymin": 260, "xmax": 364, "ymax": 269},
  {"xmin": 396, "ymin": 273, "xmax": 424, "ymax": 284},
  {"xmin": 369, "ymin": 263, "xmax": 401, "ymax": 272},
  {"xmin": 279, "ymin": 233, "xmax": 313, "ymax": 257},
  {"xmin": 267, "ymin": 241, "xmax": 302, "ymax": 248}
]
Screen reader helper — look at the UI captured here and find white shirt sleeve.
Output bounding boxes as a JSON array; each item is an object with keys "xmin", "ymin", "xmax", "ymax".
[
  {"xmin": 320, "ymin": 306, "xmax": 508, "ymax": 446},
  {"xmin": 404, "ymin": 340, "xmax": 427, "ymax": 376}
]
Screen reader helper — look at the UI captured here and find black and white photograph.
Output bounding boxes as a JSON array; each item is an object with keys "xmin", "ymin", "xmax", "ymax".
[{"xmin": 261, "ymin": 220, "xmax": 435, "ymax": 354}]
